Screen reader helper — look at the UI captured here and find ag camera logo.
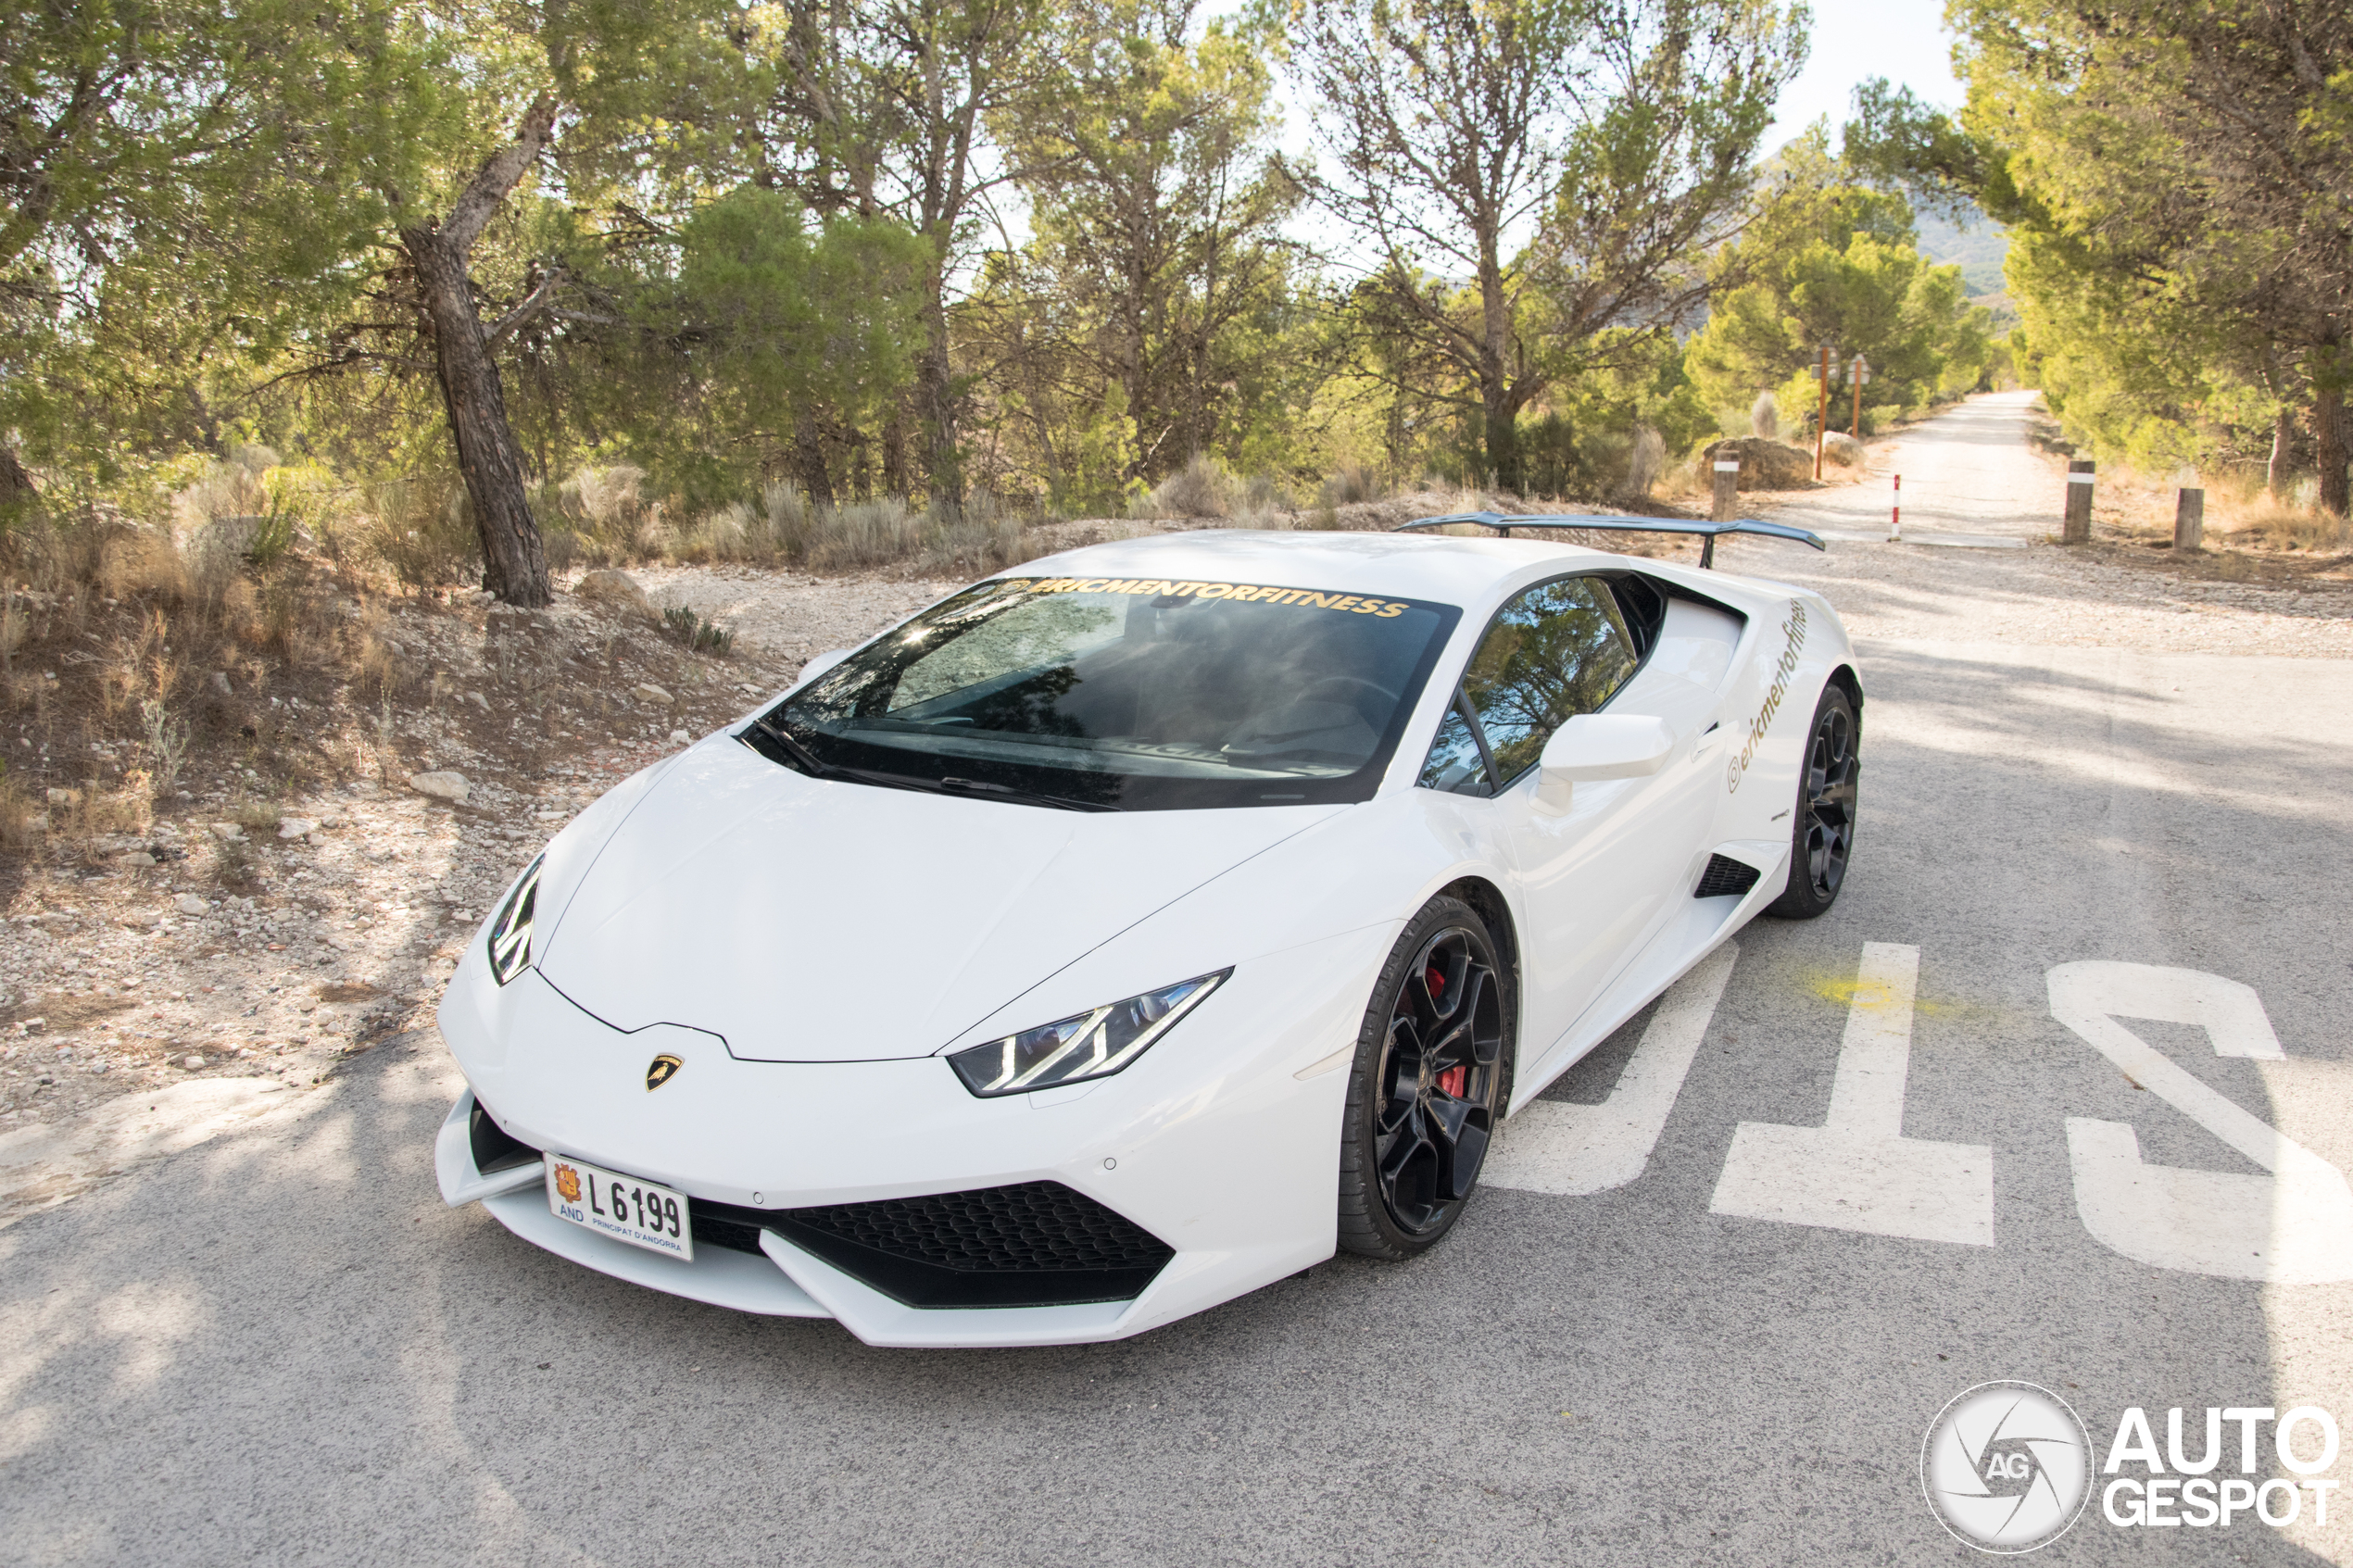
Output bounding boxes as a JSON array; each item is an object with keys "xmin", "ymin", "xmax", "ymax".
[{"xmin": 1921, "ymin": 1382, "xmax": 2094, "ymax": 1552}]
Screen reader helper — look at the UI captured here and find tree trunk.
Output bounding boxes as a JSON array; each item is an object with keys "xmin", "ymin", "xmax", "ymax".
[
  {"xmin": 2269, "ymin": 402, "xmax": 2294, "ymax": 495},
  {"xmin": 408, "ymin": 230, "xmax": 551, "ymax": 605},
  {"xmin": 881, "ymin": 402, "xmax": 908, "ymax": 498},
  {"xmin": 2318, "ymin": 373, "xmax": 2348, "ymax": 519},
  {"xmin": 914, "ymin": 278, "xmax": 960, "ymax": 508},
  {"xmin": 0, "ymin": 445, "xmax": 35, "ymax": 518},
  {"xmin": 392, "ymin": 94, "xmax": 558, "ymax": 607},
  {"xmin": 794, "ymin": 409, "xmax": 837, "ymax": 508},
  {"xmin": 1482, "ymin": 387, "xmax": 1523, "ymax": 495}
]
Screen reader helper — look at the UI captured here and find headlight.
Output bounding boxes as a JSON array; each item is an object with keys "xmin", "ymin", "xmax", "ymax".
[
  {"xmin": 486, "ymin": 855, "xmax": 545, "ymax": 985},
  {"xmin": 949, "ymin": 970, "xmax": 1230, "ymax": 1098}
]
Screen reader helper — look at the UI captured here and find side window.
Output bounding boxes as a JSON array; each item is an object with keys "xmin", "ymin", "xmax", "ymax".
[
  {"xmin": 1460, "ymin": 576, "xmax": 1638, "ymax": 786},
  {"xmin": 1417, "ymin": 694, "xmax": 1491, "ymax": 796}
]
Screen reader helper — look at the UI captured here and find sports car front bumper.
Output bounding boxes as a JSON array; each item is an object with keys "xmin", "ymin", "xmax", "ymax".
[{"xmin": 433, "ymin": 926, "xmax": 1393, "ymax": 1347}]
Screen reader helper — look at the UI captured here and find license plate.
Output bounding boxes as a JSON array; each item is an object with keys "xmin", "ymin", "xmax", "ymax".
[{"xmin": 544, "ymin": 1154, "xmax": 694, "ymax": 1261}]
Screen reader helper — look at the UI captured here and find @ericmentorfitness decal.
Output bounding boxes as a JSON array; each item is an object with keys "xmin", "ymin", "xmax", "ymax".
[{"xmin": 1922, "ymin": 1383, "xmax": 2093, "ymax": 1552}]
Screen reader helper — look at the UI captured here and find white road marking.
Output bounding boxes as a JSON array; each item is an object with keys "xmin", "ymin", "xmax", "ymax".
[
  {"xmin": 1485, "ymin": 943, "xmax": 1737, "ymax": 1196},
  {"xmin": 1709, "ymin": 942, "xmax": 1994, "ymax": 1246},
  {"xmin": 2049, "ymin": 961, "xmax": 2353, "ymax": 1284}
]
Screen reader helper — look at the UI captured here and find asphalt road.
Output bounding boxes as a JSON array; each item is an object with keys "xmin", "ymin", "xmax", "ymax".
[{"xmin": 6, "ymin": 402, "xmax": 2352, "ymax": 1566}]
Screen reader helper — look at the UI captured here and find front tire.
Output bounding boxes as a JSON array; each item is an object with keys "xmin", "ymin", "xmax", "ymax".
[
  {"xmin": 1766, "ymin": 684, "xmax": 1859, "ymax": 920},
  {"xmin": 1337, "ymin": 897, "xmax": 1513, "ymax": 1260}
]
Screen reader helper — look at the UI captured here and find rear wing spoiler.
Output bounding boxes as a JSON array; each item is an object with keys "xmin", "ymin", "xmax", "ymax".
[{"xmin": 1394, "ymin": 511, "xmax": 1825, "ymax": 570}]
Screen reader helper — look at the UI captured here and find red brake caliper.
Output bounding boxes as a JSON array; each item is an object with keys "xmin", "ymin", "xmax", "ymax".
[{"xmin": 1427, "ymin": 964, "xmax": 1467, "ymax": 1097}]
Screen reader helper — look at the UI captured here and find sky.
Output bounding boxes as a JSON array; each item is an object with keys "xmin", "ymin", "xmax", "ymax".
[
  {"xmin": 1764, "ymin": 0, "xmax": 1968, "ymax": 152},
  {"xmin": 1198, "ymin": 0, "xmax": 1975, "ymax": 264}
]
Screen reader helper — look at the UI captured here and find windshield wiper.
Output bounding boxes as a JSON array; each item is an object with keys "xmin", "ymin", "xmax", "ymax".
[
  {"xmin": 741, "ymin": 713, "xmax": 837, "ymax": 778},
  {"xmin": 743, "ymin": 720, "xmax": 1116, "ymax": 810},
  {"xmin": 938, "ymin": 776, "xmax": 1120, "ymax": 813}
]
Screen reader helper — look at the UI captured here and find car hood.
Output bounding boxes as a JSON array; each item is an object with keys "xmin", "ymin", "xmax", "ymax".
[{"xmin": 535, "ymin": 737, "xmax": 1340, "ymax": 1061}]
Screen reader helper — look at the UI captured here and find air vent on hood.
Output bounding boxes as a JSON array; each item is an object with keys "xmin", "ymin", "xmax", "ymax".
[{"xmin": 1694, "ymin": 853, "xmax": 1762, "ymax": 898}]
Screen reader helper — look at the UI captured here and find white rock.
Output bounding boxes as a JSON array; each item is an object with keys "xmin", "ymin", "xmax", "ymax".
[
  {"xmin": 278, "ymin": 818, "xmax": 320, "ymax": 839},
  {"xmin": 669, "ymin": 729, "xmax": 691, "ymax": 745},
  {"xmin": 176, "ymin": 895, "xmax": 209, "ymax": 915},
  {"xmin": 208, "ymin": 822, "xmax": 245, "ymax": 841},
  {"xmin": 633, "ymin": 683, "xmax": 675, "ymax": 706},
  {"xmin": 574, "ymin": 569, "xmax": 651, "ymax": 619},
  {"xmin": 408, "ymin": 771, "xmax": 471, "ymax": 804},
  {"xmin": 182, "ymin": 1055, "xmax": 205, "ymax": 1069},
  {"xmin": 118, "ymin": 851, "xmax": 156, "ymax": 867}
]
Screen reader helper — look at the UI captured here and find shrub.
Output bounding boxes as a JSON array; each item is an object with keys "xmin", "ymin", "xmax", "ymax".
[
  {"xmin": 1150, "ymin": 455, "xmax": 1232, "ymax": 519},
  {"xmin": 1319, "ymin": 463, "xmax": 1383, "ymax": 508},
  {"xmin": 1624, "ymin": 426, "xmax": 1666, "ymax": 498},
  {"xmin": 366, "ymin": 475, "xmax": 480, "ymax": 592},
  {"xmin": 661, "ymin": 605, "xmax": 736, "ymax": 656}
]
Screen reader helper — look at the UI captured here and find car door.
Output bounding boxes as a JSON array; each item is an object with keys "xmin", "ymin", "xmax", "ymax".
[{"xmin": 1415, "ymin": 574, "xmax": 1723, "ymax": 1060}]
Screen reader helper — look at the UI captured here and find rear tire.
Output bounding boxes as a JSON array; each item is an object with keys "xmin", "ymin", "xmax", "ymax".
[
  {"xmin": 1766, "ymin": 684, "xmax": 1859, "ymax": 920},
  {"xmin": 1337, "ymin": 897, "xmax": 1514, "ymax": 1260}
]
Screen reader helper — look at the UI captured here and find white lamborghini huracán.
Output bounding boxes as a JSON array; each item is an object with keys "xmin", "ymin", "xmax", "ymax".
[{"xmin": 435, "ymin": 513, "xmax": 1857, "ymax": 1347}]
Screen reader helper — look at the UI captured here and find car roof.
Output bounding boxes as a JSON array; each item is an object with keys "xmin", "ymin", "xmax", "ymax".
[{"xmin": 1002, "ymin": 528, "xmax": 1636, "ymax": 608}]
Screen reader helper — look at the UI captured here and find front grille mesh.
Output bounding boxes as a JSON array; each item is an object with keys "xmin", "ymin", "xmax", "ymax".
[{"xmin": 782, "ymin": 1182, "xmax": 1170, "ymax": 1273}]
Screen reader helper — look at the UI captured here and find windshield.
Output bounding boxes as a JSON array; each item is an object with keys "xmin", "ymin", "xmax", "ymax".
[{"xmin": 749, "ymin": 574, "xmax": 1461, "ymax": 809}]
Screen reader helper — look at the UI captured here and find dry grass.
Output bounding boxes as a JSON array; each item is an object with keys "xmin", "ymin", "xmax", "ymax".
[
  {"xmin": 1142, "ymin": 456, "xmax": 1233, "ymax": 520},
  {"xmin": 642, "ymin": 485, "xmax": 1040, "ymax": 574},
  {"xmin": 2085, "ymin": 460, "xmax": 2350, "ymax": 563},
  {"xmin": 47, "ymin": 775, "xmax": 153, "ymax": 840},
  {"xmin": 0, "ymin": 769, "xmax": 45, "ymax": 850},
  {"xmin": 1623, "ymin": 427, "xmax": 1667, "ymax": 498},
  {"xmin": 1320, "ymin": 464, "xmax": 1385, "ymax": 508},
  {"xmin": 2226, "ymin": 499, "xmax": 2350, "ymax": 553}
]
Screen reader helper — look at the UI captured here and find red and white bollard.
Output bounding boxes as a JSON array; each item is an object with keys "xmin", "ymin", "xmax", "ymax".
[{"xmin": 1888, "ymin": 473, "xmax": 1903, "ymax": 543}]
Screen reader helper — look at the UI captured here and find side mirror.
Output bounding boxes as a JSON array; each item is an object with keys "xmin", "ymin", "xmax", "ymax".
[{"xmin": 1531, "ymin": 714, "xmax": 1676, "ymax": 814}]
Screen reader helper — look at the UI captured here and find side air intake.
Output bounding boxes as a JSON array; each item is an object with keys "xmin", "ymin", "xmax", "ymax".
[{"xmin": 1694, "ymin": 853, "xmax": 1762, "ymax": 898}]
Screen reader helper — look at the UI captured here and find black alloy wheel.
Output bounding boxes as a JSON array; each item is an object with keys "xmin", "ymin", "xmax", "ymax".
[
  {"xmin": 1767, "ymin": 684, "xmax": 1860, "ymax": 920},
  {"xmin": 1338, "ymin": 897, "xmax": 1512, "ymax": 1259}
]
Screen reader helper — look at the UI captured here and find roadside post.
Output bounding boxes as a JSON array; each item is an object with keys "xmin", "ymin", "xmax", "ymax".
[
  {"xmin": 1815, "ymin": 345, "xmax": 1832, "ymax": 478},
  {"xmin": 1889, "ymin": 473, "xmax": 1902, "ymax": 543},
  {"xmin": 1850, "ymin": 356, "xmax": 1870, "ymax": 437},
  {"xmin": 1711, "ymin": 458, "xmax": 1740, "ymax": 522},
  {"xmin": 2175, "ymin": 486, "xmax": 2205, "ymax": 551},
  {"xmin": 2063, "ymin": 458, "xmax": 2095, "ymax": 544}
]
